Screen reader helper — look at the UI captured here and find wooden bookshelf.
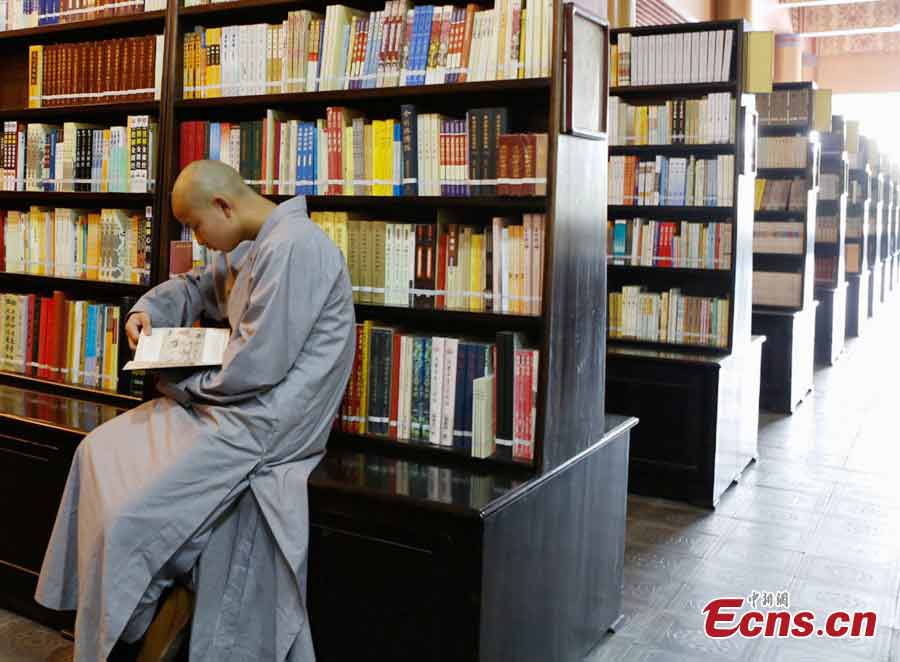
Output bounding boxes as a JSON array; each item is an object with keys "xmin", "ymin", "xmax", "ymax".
[
  {"xmin": 813, "ymin": 114, "xmax": 848, "ymax": 366},
  {"xmin": 845, "ymin": 136, "xmax": 871, "ymax": 338},
  {"xmin": 604, "ymin": 19, "xmax": 760, "ymax": 506},
  {"xmin": 0, "ymin": 1, "xmax": 637, "ymax": 658},
  {"xmin": 750, "ymin": 81, "xmax": 819, "ymax": 413}
]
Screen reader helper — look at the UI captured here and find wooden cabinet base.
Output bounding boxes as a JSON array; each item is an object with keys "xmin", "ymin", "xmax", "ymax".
[
  {"xmin": 752, "ymin": 306, "xmax": 816, "ymax": 414},
  {"xmin": 606, "ymin": 338, "xmax": 762, "ymax": 508},
  {"xmin": 846, "ymin": 273, "xmax": 868, "ymax": 338},
  {"xmin": 814, "ymin": 284, "xmax": 847, "ymax": 367}
]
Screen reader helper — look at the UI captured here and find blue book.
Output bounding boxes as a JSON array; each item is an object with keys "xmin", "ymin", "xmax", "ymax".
[
  {"xmin": 452, "ymin": 344, "xmax": 469, "ymax": 449},
  {"xmin": 84, "ymin": 305, "xmax": 98, "ymax": 388},
  {"xmin": 296, "ymin": 123, "xmax": 305, "ymax": 195},
  {"xmin": 393, "ymin": 121, "xmax": 402, "ymax": 196},
  {"xmin": 209, "ymin": 123, "xmax": 221, "ymax": 161},
  {"xmin": 311, "ymin": 122, "xmax": 319, "ymax": 195},
  {"xmin": 315, "ymin": 21, "xmax": 326, "ymax": 91},
  {"xmin": 411, "ymin": 6, "xmax": 432, "ymax": 86},
  {"xmin": 659, "ymin": 157, "xmax": 668, "ymax": 205},
  {"xmin": 362, "ymin": 13, "xmax": 377, "ymax": 89},
  {"xmin": 613, "ymin": 220, "xmax": 627, "ymax": 264}
]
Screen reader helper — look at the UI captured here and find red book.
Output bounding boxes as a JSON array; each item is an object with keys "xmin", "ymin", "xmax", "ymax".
[
  {"xmin": 37, "ymin": 297, "xmax": 50, "ymax": 379},
  {"xmin": 49, "ymin": 291, "xmax": 66, "ymax": 382},
  {"xmin": 435, "ymin": 226, "xmax": 448, "ymax": 309},
  {"xmin": 24, "ymin": 295, "xmax": 35, "ymax": 377},
  {"xmin": 388, "ymin": 332, "xmax": 402, "ymax": 439},
  {"xmin": 350, "ymin": 323, "xmax": 365, "ymax": 433},
  {"xmin": 194, "ymin": 121, "xmax": 205, "ymax": 163},
  {"xmin": 180, "ymin": 122, "xmax": 193, "ymax": 171},
  {"xmin": 56, "ymin": 294, "xmax": 69, "ymax": 384}
]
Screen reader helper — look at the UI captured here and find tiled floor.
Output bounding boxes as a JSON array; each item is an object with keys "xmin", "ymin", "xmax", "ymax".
[
  {"xmin": 588, "ymin": 295, "xmax": 900, "ymax": 661},
  {"xmin": 3, "ymin": 298, "xmax": 900, "ymax": 661}
]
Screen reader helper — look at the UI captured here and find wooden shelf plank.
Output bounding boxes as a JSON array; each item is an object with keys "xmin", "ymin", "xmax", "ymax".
[
  {"xmin": 0, "ymin": 272, "xmax": 150, "ymax": 295},
  {"xmin": 330, "ymin": 430, "xmax": 533, "ymax": 474},
  {"xmin": 0, "ymin": 10, "xmax": 165, "ymax": 43},
  {"xmin": 0, "ymin": 191, "xmax": 154, "ymax": 205},
  {"xmin": 354, "ymin": 304, "xmax": 542, "ymax": 330},
  {"xmin": 754, "ymin": 209, "xmax": 806, "ymax": 221},
  {"xmin": 608, "ymin": 205, "xmax": 732, "ymax": 219},
  {"xmin": 608, "ymin": 264, "xmax": 732, "ymax": 278},
  {"xmin": 175, "ymin": 78, "xmax": 550, "ymax": 109},
  {"xmin": 757, "ymin": 167, "xmax": 809, "ymax": 178},
  {"xmin": 265, "ymin": 194, "xmax": 547, "ymax": 212},
  {"xmin": 610, "ymin": 82, "xmax": 737, "ymax": 97},
  {"xmin": 179, "ymin": 0, "xmax": 304, "ymax": 17},
  {"xmin": 0, "ymin": 371, "xmax": 141, "ymax": 408},
  {"xmin": 0, "ymin": 101, "xmax": 160, "ymax": 121},
  {"xmin": 609, "ymin": 144, "xmax": 735, "ymax": 157}
]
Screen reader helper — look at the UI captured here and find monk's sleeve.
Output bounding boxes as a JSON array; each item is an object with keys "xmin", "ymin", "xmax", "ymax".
[
  {"xmin": 179, "ymin": 234, "xmax": 338, "ymax": 404},
  {"xmin": 129, "ymin": 257, "xmax": 225, "ymax": 327}
]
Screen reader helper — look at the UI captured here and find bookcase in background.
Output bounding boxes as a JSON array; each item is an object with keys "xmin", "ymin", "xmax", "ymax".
[
  {"xmin": 0, "ymin": 4, "xmax": 171, "ymax": 629},
  {"xmin": 877, "ymin": 155, "xmax": 893, "ymax": 306},
  {"xmin": 750, "ymin": 81, "xmax": 819, "ymax": 414},
  {"xmin": 845, "ymin": 132, "xmax": 871, "ymax": 337},
  {"xmin": 0, "ymin": 0, "xmax": 636, "ymax": 659},
  {"xmin": 813, "ymin": 114, "xmax": 848, "ymax": 366},
  {"xmin": 891, "ymin": 168, "xmax": 900, "ymax": 293},
  {"xmin": 603, "ymin": 19, "xmax": 761, "ymax": 507},
  {"xmin": 863, "ymin": 139, "xmax": 886, "ymax": 321}
]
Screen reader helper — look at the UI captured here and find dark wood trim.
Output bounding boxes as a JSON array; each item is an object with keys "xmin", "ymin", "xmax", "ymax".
[{"xmin": 0, "ymin": 10, "xmax": 166, "ymax": 43}]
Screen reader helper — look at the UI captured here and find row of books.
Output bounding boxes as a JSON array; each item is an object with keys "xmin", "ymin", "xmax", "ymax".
[
  {"xmin": 816, "ymin": 215, "xmax": 839, "ymax": 244},
  {"xmin": 611, "ymin": 29, "xmax": 735, "ymax": 87},
  {"xmin": 179, "ymin": 107, "xmax": 547, "ymax": 197},
  {"xmin": 752, "ymin": 221, "xmax": 802, "ymax": 255},
  {"xmin": 752, "ymin": 270, "xmax": 801, "ymax": 308},
  {"xmin": 815, "ymin": 256, "xmax": 839, "ymax": 284},
  {"xmin": 608, "ymin": 219, "xmax": 733, "ymax": 270},
  {"xmin": 1, "ymin": 207, "xmax": 151, "ymax": 284},
  {"xmin": 608, "ymin": 286, "xmax": 730, "ymax": 348},
  {"xmin": 608, "ymin": 155, "xmax": 735, "ymax": 207},
  {"xmin": 339, "ymin": 322, "xmax": 538, "ymax": 461},
  {"xmin": 758, "ymin": 136, "xmax": 808, "ymax": 169},
  {"xmin": 311, "ymin": 211, "xmax": 544, "ymax": 314},
  {"xmin": 607, "ymin": 94, "xmax": 736, "ymax": 146},
  {"xmin": 27, "ymin": 37, "xmax": 164, "ymax": 108},
  {"xmin": 1, "ymin": 0, "xmax": 164, "ymax": 31},
  {"xmin": 0, "ymin": 291, "xmax": 125, "ymax": 393},
  {"xmin": 1, "ymin": 117, "xmax": 158, "ymax": 193},
  {"xmin": 847, "ymin": 243, "xmax": 862, "ymax": 274},
  {"xmin": 754, "ymin": 178, "xmax": 807, "ymax": 212},
  {"xmin": 819, "ymin": 173, "xmax": 841, "ymax": 201},
  {"xmin": 756, "ymin": 88, "xmax": 811, "ymax": 126},
  {"xmin": 183, "ymin": 0, "xmax": 551, "ymax": 98},
  {"xmin": 168, "ymin": 226, "xmax": 210, "ymax": 278}
]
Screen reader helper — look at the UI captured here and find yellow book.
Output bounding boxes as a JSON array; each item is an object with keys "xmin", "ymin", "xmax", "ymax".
[
  {"xmin": 372, "ymin": 120, "xmax": 390, "ymax": 196},
  {"xmin": 28, "ymin": 46, "xmax": 42, "ymax": 108},
  {"xmin": 610, "ymin": 43, "xmax": 618, "ymax": 87},
  {"xmin": 519, "ymin": 8, "xmax": 527, "ymax": 79},
  {"xmin": 813, "ymin": 89, "xmax": 832, "ymax": 134},
  {"xmin": 86, "ymin": 213, "xmax": 101, "ymax": 280},
  {"xmin": 470, "ymin": 232, "xmax": 483, "ymax": 312},
  {"xmin": 755, "ymin": 179, "xmax": 766, "ymax": 211},
  {"xmin": 364, "ymin": 123, "xmax": 374, "ymax": 196},
  {"xmin": 322, "ymin": 210, "xmax": 335, "ymax": 242},
  {"xmin": 332, "ymin": 211, "xmax": 350, "ymax": 261},
  {"xmin": 846, "ymin": 120, "xmax": 860, "ymax": 154},
  {"xmin": 743, "ymin": 31, "xmax": 774, "ymax": 93},
  {"xmin": 358, "ymin": 319, "xmax": 373, "ymax": 433},
  {"xmin": 206, "ymin": 28, "xmax": 222, "ymax": 98}
]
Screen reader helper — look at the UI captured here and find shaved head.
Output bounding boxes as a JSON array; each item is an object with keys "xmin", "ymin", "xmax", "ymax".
[
  {"xmin": 170, "ymin": 160, "xmax": 276, "ymax": 252},
  {"xmin": 172, "ymin": 160, "xmax": 252, "ymax": 217}
]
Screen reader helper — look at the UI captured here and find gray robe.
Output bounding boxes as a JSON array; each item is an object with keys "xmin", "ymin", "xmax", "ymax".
[{"xmin": 35, "ymin": 196, "xmax": 355, "ymax": 662}]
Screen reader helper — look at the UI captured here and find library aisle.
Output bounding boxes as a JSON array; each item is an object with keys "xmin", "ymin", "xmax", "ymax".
[
  {"xmin": 2, "ymin": 311, "xmax": 900, "ymax": 661},
  {"xmin": 589, "ymin": 300, "xmax": 900, "ymax": 661}
]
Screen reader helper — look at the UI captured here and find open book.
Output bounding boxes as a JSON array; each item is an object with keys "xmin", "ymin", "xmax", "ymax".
[{"xmin": 123, "ymin": 328, "xmax": 230, "ymax": 371}]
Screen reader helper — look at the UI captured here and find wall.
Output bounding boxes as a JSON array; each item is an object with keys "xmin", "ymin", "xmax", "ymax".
[{"xmin": 816, "ymin": 53, "xmax": 900, "ymax": 94}]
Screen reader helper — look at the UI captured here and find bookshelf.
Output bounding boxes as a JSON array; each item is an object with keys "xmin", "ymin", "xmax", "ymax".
[
  {"xmin": 750, "ymin": 81, "xmax": 819, "ymax": 413},
  {"xmin": 813, "ymin": 114, "xmax": 848, "ymax": 366},
  {"xmin": 891, "ymin": 167, "xmax": 900, "ymax": 293},
  {"xmin": 866, "ymin": 149, "xmax": 885, "ymax": 319},
  {"xmin": 845, "ymin": 132, "xmax": 871, "ymax": 338},
  {"xmin": 1, "ymin": 0, "xmax": 636, "ymax": 658},
  {"xmin": 877, "ymin": 155, "xmax": 893, "ymax": 305},
  {"xmin": 603, "ymin": 19, "xmax": 761, "ymax": 507}
]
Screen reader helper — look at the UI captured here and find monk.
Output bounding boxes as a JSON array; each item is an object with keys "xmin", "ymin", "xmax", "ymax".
[{"xmin": 35, "ymin": 160, "xmax": 356, "ymax": 661}]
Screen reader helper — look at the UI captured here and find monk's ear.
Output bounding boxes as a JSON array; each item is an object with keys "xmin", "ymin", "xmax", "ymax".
[{"xmin": 212, "ymin": 196, "xmax": 234, "ymax": 220}]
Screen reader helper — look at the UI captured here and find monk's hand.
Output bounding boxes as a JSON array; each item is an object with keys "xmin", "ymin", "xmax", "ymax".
[{"xmin": 126, "ymin": 312, "xmax": 153, "ymax": 352}]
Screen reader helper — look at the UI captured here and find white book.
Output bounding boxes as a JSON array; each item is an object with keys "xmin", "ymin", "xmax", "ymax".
[
  {"xmin": 681, "ymin": 32, "xmax": 690, "ymax": 84},
  {"xmin": 440, "ymin": 338, "xmax": 458, "ymax": 446},
  {"xmin": 429, "ymin": 336, "xmax": 445, "ymax": 444},
  {"xmin": 722, "ymin": 30, "xmax": 734, "ymax": 82},
  {"xmin": 712, "ymin": 30, "xmax": 723, "ymax": 83},
  {"xmin": 125, "ymin": 328, "xmax": 230, "ymax": 371},
  {"xmin": 397, "ymin": 335, "xmax": 411, "ymax": 439}
]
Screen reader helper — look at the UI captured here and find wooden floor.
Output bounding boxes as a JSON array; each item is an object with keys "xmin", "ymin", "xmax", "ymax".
[{"xmin": 4, "ymin": 299, "xmax": 900, "ymax": 662}]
